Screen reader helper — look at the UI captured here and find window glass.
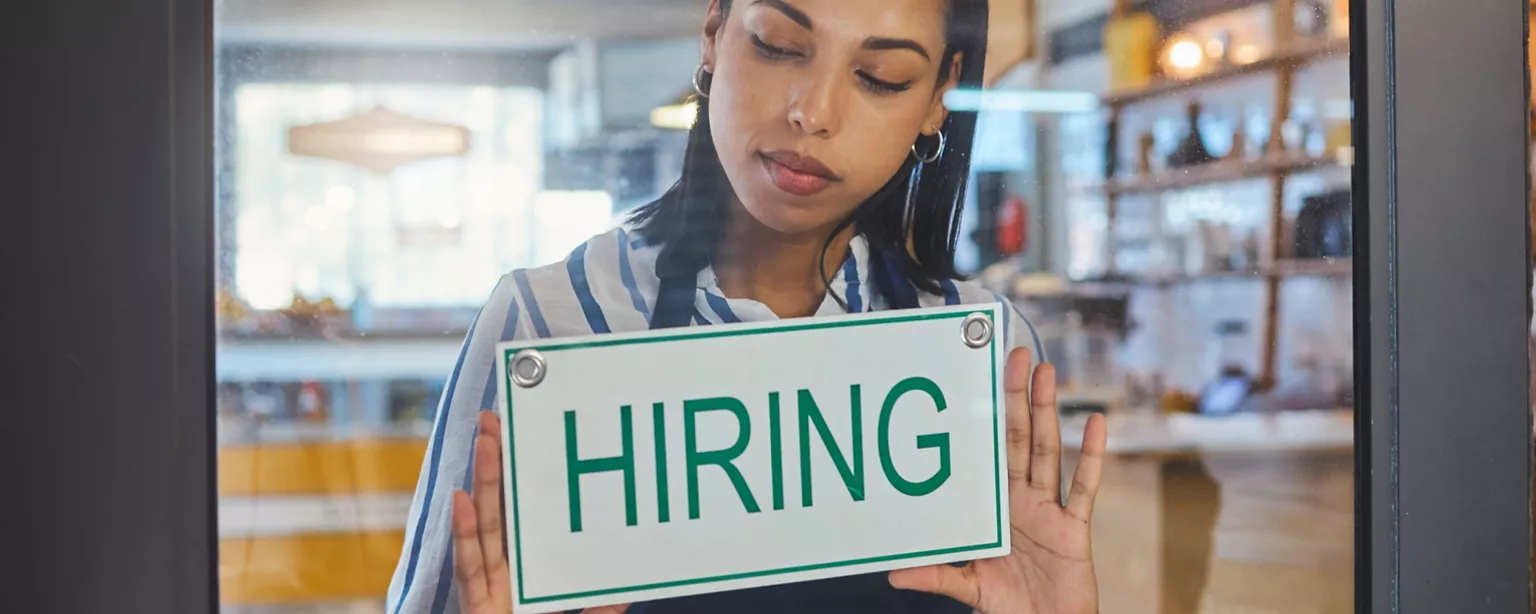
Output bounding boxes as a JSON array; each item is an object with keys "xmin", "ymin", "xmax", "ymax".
[
  {"xmin": 213, "ymin": 0, "xmax": 1356, "ymax": 611},
  {"xmin": 228, "ymin": 83, "xmax": 548, "ymax": 309}
]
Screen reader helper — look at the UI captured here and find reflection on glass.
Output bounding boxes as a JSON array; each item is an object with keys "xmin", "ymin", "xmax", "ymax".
[
  {"xmin": 1044, "ymin": 1, "xmax": 1354, "ymax": 611},
  {"xmin": 213, "ymin": 0, "xmax": 1356, "ymax": 612},
  {"xmin": 229, "ymin": 83, "xmax": 547, "ymax": 310}
]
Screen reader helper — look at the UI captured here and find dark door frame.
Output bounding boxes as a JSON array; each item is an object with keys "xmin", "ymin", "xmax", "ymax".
[
  {"xmin": 1354, "ymin": 0, "xmax": 1531, "ymax": 610},
  {"xmin": 3, "ymin": 0, "xmax": 217, "ymax": 611}
]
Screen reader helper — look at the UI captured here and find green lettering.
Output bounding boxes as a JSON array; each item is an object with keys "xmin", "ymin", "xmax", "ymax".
[
  {"xmin": 769, "ymin": 392, "xmax": 785, "ymax": 511},
  {"xmin": 684, "ymin": 397, "xmax": 761, "ymax": 519},
  {"xmin": 564, "ymin": 407, "xmax": 637, "ymax": 533},
  {"xmin": 652, "ymin": 402, "xmax": 670, "ymax": 523},
  {"xmin": 878, "ymin": 377, "xmax": 951, "ymax": 497},
  {"xmin": 798, "ymin": 386, "xmax": 865, "ymax": 507}
]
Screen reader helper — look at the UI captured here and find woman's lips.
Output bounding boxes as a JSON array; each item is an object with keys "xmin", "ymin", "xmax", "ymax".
[{"xmin": 759, "ymin": 150, "xmax": 839, "ymax": 197}]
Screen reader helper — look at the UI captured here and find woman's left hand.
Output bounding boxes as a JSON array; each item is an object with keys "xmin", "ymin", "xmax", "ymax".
[{"xmin": 889, "ymin": 348, "xmax": 1107, "ymax": 614}]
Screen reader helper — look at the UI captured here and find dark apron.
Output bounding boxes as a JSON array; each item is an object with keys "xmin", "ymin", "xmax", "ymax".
[{"xmin": 634, "ymin": 248, "xmax": 972, "ymax": 614}]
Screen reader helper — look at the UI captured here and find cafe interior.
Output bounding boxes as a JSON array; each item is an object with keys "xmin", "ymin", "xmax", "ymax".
[{"xmin": 212, "ymin": 0, "xmax": 1367, "ymax": 611}]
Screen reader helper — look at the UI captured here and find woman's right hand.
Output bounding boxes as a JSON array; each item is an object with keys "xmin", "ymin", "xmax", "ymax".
[{"xmin": 452, "ymin": 410, "xmax": 630, "ymax": 614}]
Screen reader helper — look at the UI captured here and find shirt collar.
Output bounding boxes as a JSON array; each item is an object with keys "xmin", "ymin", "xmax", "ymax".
[{"xmin": 694, "ymin": 234, "xmax": 876, "ymax": 315}]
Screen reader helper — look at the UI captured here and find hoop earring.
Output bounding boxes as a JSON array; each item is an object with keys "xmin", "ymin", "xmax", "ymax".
[
  {"xmin": 904, "ymin": 160, "xmax": 922, "ymax": 231},
  {"xmin": 693, "ymin": 65, "xmax": 712, "ymax": 99},
  {"xmin": 911, "ymin": 130, "xmax": 946, "ymax": 164}
]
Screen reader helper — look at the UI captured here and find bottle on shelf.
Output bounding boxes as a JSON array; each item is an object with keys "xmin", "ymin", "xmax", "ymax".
[
  {"xmin": 1267, "ymin": 118, "xmax": 1303, "ymax": 154},
  {"xmin": 1227, "ymin": 108, "xmax": 1250, "ymax": 161},
  {"xmin": 1168, "ymin": 101, "xmax": 1217, "ymax": 168},
  {"xmin": 1198, "ymin": 220, "xmax": 1234, "ymax": 272},
  {"xmin": 1104, "ymin": 113, "xmax": 1120, "ymax": 180},
  {"xmin": 1239, "ymin": 229, "xmax": 1262, "ymax": 270},
  {"xmin": 1136, "ymin": 131, "xmax": 1156, "ymax": 175},
  {"xmin": 1294, "ymin": 189, "xmax": 1352, "ymax": 259}
]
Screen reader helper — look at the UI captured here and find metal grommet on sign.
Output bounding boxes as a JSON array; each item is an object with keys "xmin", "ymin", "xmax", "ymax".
[
  {"xmin": 510, "ymin": 350, "xmax": 547, "ymax": 388},
  {"xmin": 962, "ymin": 312, "xmax": 994, "ymax": 349}
]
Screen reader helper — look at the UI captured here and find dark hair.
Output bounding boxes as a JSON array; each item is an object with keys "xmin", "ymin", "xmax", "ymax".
[{"xmin": 629, "ymin": 0, "xmax": 990, "ymax": 296}]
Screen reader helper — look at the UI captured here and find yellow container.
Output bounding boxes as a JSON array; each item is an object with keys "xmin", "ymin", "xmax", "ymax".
[{"xmin": 1105, "ymin": 11, "xmax": 1161, "ymax": 91}]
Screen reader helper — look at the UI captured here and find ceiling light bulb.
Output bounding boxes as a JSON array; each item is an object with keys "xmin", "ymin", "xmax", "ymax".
[
  {"xmin": 1205, "ymin": 38, "xmax": 1227, "ymax": 59},
  {"xmin": 650, "ymin": 102, "xmax": 700, "ymax": 130},
  {"xmin": 1233, "ymin": 44, "xmax": 1262, "ymax": 65},
  {"xmin": 1169, "ymin": 40, "xmax": 1204, "ymax": 70}
]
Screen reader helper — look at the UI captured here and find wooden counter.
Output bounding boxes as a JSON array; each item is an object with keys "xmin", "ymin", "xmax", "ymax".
[{"xmin": 1062, "ymin": 410, "xmax": 1355, "ymax": 614}]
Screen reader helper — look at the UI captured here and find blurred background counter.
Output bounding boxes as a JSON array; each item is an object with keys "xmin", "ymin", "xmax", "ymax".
[{"xmin": 1064, "ymin": 408, "xmax": 1354, "ymax": 614}]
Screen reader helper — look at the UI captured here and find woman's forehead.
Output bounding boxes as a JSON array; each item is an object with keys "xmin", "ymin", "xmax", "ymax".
[{"xmin": 741, "ymin": 0, "xmax": 948, "ymax": 43}]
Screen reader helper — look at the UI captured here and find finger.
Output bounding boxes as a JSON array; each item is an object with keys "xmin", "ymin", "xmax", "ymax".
[
  {"xmin": 473, "ymin": 426, "xmax": 508, "ymax": 580},
  {"xmin": 479, "ymin": 410, "xmax": 508, "ymax": 558},
  {"xmin": 479, "ymin": 410, "xmax": 503, "ymax": 457},
  {"xmin": 582, "ymin": 605, "xmax": 632, "ymax": 614},
  {"xmin": 1028, "ymin": 362, "xmax": 1062, "ymax": 498},
  {"xmin": 452, "ymin": 490, "xmax": 493, "ymax": 610},
  {"xmin": 888, "ymin": 564, "xmax": 981, "ymax": 608},
  {"xmin": 1065, "ymin": 412, "xmax": 1108, "ymax": 522},
  {"xmin": 1004, "ymin": 347, "xmax": 1034, "ymax": 489}
]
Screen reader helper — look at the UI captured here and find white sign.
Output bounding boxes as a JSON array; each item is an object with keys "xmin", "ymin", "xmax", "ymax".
[{"xmin": 496, "ymin": 304, "xmax": 1009, "ymax": 613}]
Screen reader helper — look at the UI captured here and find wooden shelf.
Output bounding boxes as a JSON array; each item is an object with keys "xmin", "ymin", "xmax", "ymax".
[
  {"xmin": 1098, "ymin": 151, "xmax": 1343, "ymax": 196},
  {"xmin": 1098, "ymin": 29, "xmax": 1351, "ymax": 390},
  {"xmin": 1266, "ymin": 258, "xmax": 1355, "ymax": 277},
  {"xmin": 1103, "ymin": 36, "xmax": 1349, "ymax": 107},
  {"xmin": 1075, "ymin": 258, "xmax": 1353, "ymax": 289}
]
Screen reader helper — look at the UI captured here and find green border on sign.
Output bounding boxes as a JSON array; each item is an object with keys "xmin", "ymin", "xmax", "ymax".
[{"xmin": 502, "ymin": 307, "xmax": 1004, "ymax": 605}]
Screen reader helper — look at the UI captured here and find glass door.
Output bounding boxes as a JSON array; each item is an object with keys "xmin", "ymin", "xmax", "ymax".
[
  {"xmin": 1, "ymin": 0, "xmax": 1528, "ymax": 612},
  {"xmin": 209, "ymin": 1, "xmax": 1368, "ymax": 611}
]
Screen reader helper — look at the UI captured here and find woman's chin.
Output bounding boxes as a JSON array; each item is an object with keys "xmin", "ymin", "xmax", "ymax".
[{"xmin": 739, "ymin": 201, "xmax": 844, "ymax": 237}]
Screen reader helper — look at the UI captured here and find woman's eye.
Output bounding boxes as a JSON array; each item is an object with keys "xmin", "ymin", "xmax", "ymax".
[
  {"xmin": 751, "ymin": 35, "xmax": 800, "ymax": 60},
  {"xmin": 858, "ymin": 72, "xmax": 913, "ymax": 95}
]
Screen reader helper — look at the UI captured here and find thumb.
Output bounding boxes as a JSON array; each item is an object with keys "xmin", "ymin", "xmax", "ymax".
[
  {"xmin": 582, "ymin": 605, "xmax": 631, "ymax": 614},
  {"xmin": 888, "ymin": 564, "xmax": 980, "ymax": 607}
]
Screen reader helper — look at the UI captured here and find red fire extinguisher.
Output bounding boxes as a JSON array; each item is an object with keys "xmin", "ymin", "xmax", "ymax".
[{"xmin": 997, "ymin": 194, "xmax": 1028, "ymax": 256}]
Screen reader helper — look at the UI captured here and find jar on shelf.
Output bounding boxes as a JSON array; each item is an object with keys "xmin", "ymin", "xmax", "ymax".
[
  {"xmin": 1196, "ymin": 319, "xmax": 1255, "ymax": 414},
  {"xmin": 1211, "ymin": 319, "xmax": 1252, "ymax": 378}
]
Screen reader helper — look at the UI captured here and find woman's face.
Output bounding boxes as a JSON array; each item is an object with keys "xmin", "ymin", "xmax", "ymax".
[{"xmin": 701, "ymin": 0, "xmax": 960, "ymax": 238}]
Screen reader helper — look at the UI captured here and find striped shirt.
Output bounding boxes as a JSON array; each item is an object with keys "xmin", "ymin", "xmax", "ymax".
[{"xmin": 386, "ymin": 227, "xmax": 1044, "ymax": 614}]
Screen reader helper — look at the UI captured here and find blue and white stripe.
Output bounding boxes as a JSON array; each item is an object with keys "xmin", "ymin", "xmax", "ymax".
[{"xmin": 386, "ymin": 227, "xmax": 1043, "ymax": 613}]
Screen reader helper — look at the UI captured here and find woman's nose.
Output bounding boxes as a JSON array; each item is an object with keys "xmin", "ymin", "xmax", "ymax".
[{"xmin": 786, "ymin": 72, "xmax": 843, "ymax": 138}]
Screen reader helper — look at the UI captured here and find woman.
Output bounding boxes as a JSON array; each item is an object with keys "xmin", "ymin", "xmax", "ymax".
[{"xmin": 387, "ymin": 0, "xmax": 1108, "ymax": 612}]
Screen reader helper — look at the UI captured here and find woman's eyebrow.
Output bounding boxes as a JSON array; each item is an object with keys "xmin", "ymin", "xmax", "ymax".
[
  {"xmin": 863, "ymin": 37, "xmax": 932, "ymax": 61},
  {"xmin": 752, "ymin": 0, "xmax": 813, "ymax": 30},
  {"xmin": 749, "ymin": 0, "xmax": 932, "ymax": 62}
]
